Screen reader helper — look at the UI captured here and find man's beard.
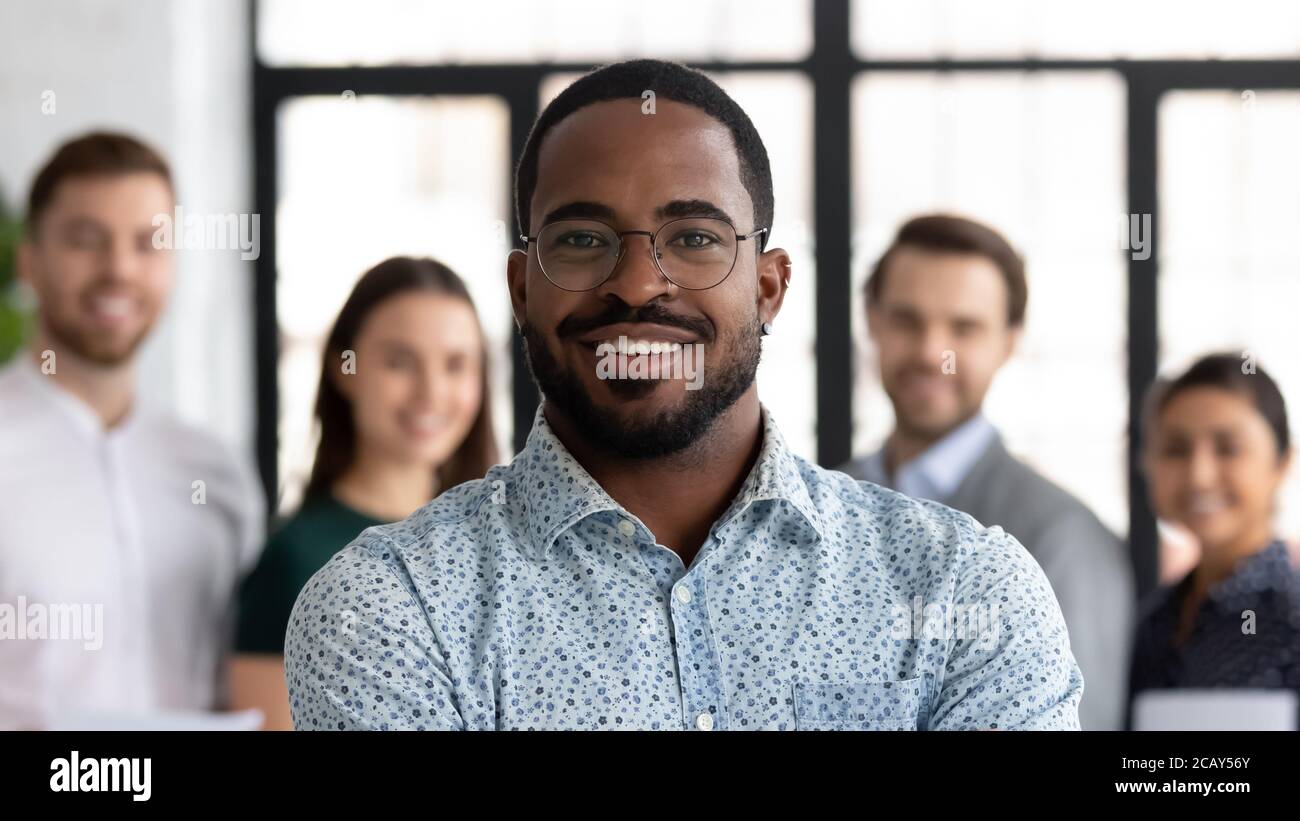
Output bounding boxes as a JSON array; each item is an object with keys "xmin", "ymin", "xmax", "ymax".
[
  {"xmin": 41, "ymin": 303, "xmax": 150, "ymax": 366},
  {"xmin": 521, "ymin": 311, "xmax": 761, "ymax": 460},
  {"xmin": 886, "ymin": 365, "xmax": 978, "ymax": 444}
]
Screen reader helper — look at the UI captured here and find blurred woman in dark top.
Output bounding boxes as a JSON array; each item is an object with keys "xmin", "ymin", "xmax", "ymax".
[
  {"xmin": 229, "ymin": 256, "xmax": 498, "ymax": 728},
  {"xmin": 1130, "ymin": 353, "xmax": 1298, "ymax": 722}
]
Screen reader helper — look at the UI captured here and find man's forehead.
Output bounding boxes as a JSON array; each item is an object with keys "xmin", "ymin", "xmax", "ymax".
[
  {"xmin": 46, "ymin": 173, "xmax": 172, "ymax": 214},
  {"xmin": 532, "ymin": 97, "xmax": 751, "ymax": 223}
]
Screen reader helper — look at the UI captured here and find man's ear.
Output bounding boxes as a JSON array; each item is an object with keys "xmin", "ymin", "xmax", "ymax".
[
  {"xmin": 865, "ymin": 299, "xmax": 881, "ymax": 344},
  {"xmin": 16, "ymin": 238, "xmax": 37, "ymax": 287},
  {"xmin": 1002, "ymin": 323, "xmax": 1024, "ymax": 365},
  {"xmin": 756, "ymin": 247, "xmax": 792, "ymax": 326},
  {"xmin": 507, "ymin": 248, "xmax": 529, "ymax": 333}
]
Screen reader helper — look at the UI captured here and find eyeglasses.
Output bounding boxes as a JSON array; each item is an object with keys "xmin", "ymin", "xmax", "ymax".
[{"xmin": 520, "ymin": 218, "xmax": 768, "ymax": 292}]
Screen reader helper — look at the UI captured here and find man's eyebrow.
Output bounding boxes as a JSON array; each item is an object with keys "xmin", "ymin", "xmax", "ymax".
[
  {"xmin": 541, "ymin": 201, "xmax": 617, "ymax": 225},
  {"xmin": 655, "ymin": 199, "xmax": 735, "ymax": 226},
  {"xmin": 540, "ymin": 199, "xmax": 738, "ymax": 228},
  {"xmin": 59, "ymin": 216, "xmax": 106, "ymax": 232}
]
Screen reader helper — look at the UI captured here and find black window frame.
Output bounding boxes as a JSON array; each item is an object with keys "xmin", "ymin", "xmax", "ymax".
[{"xmin": 251, "ymin": 0, "xmax": 1300, "ymax": 597}]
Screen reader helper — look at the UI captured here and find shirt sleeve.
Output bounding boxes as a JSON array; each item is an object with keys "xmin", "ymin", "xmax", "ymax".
[
  {"xmin": 928, "ymin": 524, "xmax": 1084, "ymax": 731},
  {"xmin": 283, "ymin": 537, "xmax": 464, "ymax": 730}
]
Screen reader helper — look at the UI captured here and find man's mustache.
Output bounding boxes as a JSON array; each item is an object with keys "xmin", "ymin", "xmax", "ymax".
[
  {"xmin": 893, "ymin": 362, "xmax": 948, "ymax": 380},
  {"xmin": 556, "ymin": 302, "xmax": 714, "ymax": 342}
]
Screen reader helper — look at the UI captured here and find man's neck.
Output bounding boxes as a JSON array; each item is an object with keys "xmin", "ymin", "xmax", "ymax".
[
  {"xmin": 544, "ymin": 390, "xmax": 765, "ymax": 567},
  {"xmin": 29, "ymin": 333, "xmax": 135, "ymax": 430},
  {"xmin": 884, "ymin": 412, "xmax": 979, "ymax": 479}
]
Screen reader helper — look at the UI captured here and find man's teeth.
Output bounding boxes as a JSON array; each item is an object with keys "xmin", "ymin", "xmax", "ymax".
[
  {"xmin": 91, "ymin": 296, "xmax": 133, "ymax": 319},
  {"xmin": 602, "ymin": 339, "xmax": 685, "ymax": 354}
]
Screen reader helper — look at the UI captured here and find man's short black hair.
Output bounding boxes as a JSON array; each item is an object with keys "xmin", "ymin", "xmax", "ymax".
[{"xmin": 514, "ymin": 59, "xmax": 773, "ymax": 250}]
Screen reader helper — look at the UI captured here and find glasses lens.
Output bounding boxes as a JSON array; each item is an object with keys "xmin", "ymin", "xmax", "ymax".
[
  {"xmin": 536, "ymin": 220, "xmax": 619, "ymax": 290},
  {"xmin": 654, "ymin": 218, "xmax": 739, "ymax": 289}
]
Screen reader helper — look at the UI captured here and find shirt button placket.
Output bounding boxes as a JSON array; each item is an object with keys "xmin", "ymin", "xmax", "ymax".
[{"xmin": 670, "ymin": 568, "xmax": 726, "ymax": 731}]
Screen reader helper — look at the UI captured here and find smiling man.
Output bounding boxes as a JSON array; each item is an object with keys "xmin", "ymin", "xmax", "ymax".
[
  {"xmin": 0, "ymin": 132, "xmax": 263, "ymax": 728},
  {"xmin": 284, "ymin": 60, "xmax": 1082, "ymax": 730}
]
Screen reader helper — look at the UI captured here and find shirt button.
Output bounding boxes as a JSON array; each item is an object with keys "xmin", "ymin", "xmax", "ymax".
[
  {"xmin": 695, "ymin": 712, "xmax": 714, "ymax": 731},
  {"xmin": 618, "ymin": 520, "xmax": 635, "ymax": 538},
  {"xmin": 674, "ymin": 585, "xmax": 692, "ymax": 604}
]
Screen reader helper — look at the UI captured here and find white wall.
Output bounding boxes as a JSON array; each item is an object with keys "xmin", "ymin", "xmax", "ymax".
[{"xmin": 0, "ymin": 0, "xmax": 257, "ymax": 453}]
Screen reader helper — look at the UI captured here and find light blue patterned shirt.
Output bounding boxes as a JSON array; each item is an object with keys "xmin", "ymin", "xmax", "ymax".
[{"xmin": 285, "ymin": 407, "xmax": 1081, "ymax": 730}]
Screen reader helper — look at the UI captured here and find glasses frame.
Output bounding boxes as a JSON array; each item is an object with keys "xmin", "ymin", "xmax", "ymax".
[{"xmin": 520, "ymin": 217, "xmax": 769, "ymax": 292}]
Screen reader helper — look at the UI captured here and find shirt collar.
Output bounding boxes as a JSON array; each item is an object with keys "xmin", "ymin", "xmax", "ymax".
[
  {"xmin": 8, "ymin": 353, "xmax": 124, "ymax": 439},
  {"xmin": 869, "ymin": 413, "xmax": 996, "ymax": 502},
  {"xmin": 518, "ymin": 404, "xmax": 824, "ymax": 558}
]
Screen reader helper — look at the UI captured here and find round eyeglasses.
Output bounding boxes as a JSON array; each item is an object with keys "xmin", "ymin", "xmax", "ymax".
[{"xmin": 520, "ymin": 218, "xmax": 768, "ymax": 292}]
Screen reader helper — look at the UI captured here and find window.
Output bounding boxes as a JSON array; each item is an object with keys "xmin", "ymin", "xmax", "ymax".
[
  {"xmin": 259, "ymin": 0, "xmax": 812, "ymax": 66},
  {"xmin": 852, "ymin": 0, "xmax": 1300, "ymax": 60},
  {"xmin": 275, "ymin": 94, "xmax": 511, "ymax": 511}
]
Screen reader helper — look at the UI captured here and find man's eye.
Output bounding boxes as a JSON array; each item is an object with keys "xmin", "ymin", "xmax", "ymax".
[
  {"xmin": 559, "ymin": 232, "xmax": 607, "ymax": 248},
  {"xmin": 672, "ymin": 231, "xmax": 719, "ymax": 249}
]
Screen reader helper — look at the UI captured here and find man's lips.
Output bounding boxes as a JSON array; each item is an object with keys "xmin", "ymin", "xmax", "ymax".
[{"xmin": 572, "ymin": 322, "xmax": 703, "ymax": 348}]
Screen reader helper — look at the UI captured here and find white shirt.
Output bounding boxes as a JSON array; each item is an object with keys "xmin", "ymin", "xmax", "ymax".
[
  {"xmin": 850, "ymin": 414, "xmax": 997, "ymax": 502},
  {"xmin": 0, "ymin": 356, "xmax": 264, "ymax": 729}
]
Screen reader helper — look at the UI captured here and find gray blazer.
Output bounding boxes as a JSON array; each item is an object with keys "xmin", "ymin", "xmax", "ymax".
[{"xmin": 843, "ymin": 435, "xmax": 1135, "ymax": 730}]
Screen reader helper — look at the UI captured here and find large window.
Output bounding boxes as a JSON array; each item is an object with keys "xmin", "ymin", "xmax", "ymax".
[
  {"xmin": 258, "ymin": 0, "xmax": 812, "ymax": 65},
  {"xmin": 254, "ymin": 0, "xmax": 1300, "ymax": 595},
  {"xmin": 852, "ymin": 0, "xmax": 1300, "ymax": 59},
  {"xmin": 275, "ymin": 95, "xmax": 511, "ymax": 510}
]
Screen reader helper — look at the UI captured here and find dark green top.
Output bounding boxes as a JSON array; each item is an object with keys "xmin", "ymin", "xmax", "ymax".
[{"xmin": 235, "ymin": 494, "xmax": 386, "ymax": 654}]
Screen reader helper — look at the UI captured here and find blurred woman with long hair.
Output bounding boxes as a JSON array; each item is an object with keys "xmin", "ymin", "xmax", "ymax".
[{"xmin": 229, "ymin": 256, "xmax": 497, "ymax": 729}]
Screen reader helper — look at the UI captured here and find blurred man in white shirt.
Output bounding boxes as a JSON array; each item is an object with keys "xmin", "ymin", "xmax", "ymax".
[{"xmin": 0, "ymin": 132, "xmax": 263, "ymax": 729}]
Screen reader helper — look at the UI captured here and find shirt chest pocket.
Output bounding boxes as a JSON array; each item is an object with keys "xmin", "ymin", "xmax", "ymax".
[{"xmin": 792, "ymin": 676, "xmax": 925, "ymax": 731}]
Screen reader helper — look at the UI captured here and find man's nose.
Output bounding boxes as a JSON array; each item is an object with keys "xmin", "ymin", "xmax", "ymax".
[{"xmin": 594, "ymin": 233, "xmax": 674, "ymax": 306}]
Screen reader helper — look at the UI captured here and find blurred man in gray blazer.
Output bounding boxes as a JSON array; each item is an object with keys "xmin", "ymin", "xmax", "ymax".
[{"xmin": 841, "ymin": 214, "xmax": 1134, "ymax": 730}]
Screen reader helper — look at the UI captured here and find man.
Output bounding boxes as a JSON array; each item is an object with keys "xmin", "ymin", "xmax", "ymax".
[
  {"xmin": 841, "ymin": 214, "xmax": 1134, "ymax": 730},
  {"xmin": 0, "ymin": 132, "xmax": 264, "ymax": 729},
  {"xmin": 286, "ymin": 61, "xmax": 1081, "ymax": 730}
]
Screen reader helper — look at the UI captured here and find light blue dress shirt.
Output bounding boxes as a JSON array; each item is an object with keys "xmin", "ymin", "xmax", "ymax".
[
  {"xmin": 284, "ymin": 407, "xmax": 1081, "ymax": 730},
  {"xmin": 854, "ymin": 413, "xmax": 997, "ymax": 502}
]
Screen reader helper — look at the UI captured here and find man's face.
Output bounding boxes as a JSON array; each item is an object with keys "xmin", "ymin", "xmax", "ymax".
[
  {"xmin": 508, "ymin": 98, "xmax": 788, "ymax": 459},
  {"xmin": 19, "ymin": 173, "xmax": 174, "ymax": 366},
  {"xmin": 868, "ymin": 247, "xmax": 1020, "ymax": 442}
]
